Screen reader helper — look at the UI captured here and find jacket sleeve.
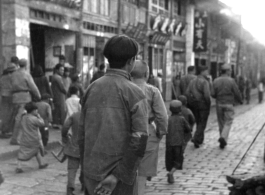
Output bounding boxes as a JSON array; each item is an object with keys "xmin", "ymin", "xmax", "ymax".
[
  {"xmin": 78, "ymin": 107, "xmax": 85, "ymax": 165},
  {"xmin": 188, "ymin": 111, "xmax": 195, "ymax": 128},
  {"xmin": 34, "ymin": 116, "xmax": 45, "ymax": 128},
  {"xmin": 111, "ymin": 98, "xmax": 149, "ymax": 185},
  {"xmin": 27, "ymin": 74, "xmax": 41, "ymax": 100},
  {"xmin": 61, "ymin": 115, "xmax": 73, "ymax": 144},
  {"xmin": 183, "ymin": 118, "xmax": 191, "ymax": 133},
  {"xmin": 153, "ymin": 88, "xmax": 168, "ymax": 136},
  {"xmin": 233, "ymin": 80, "xmax": 243, "ymax": 104}
]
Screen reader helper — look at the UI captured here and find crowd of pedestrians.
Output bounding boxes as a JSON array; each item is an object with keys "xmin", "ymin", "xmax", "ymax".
[{"xmin": 0, "ymin": 34, "xmax": 262, "ymax": 195}]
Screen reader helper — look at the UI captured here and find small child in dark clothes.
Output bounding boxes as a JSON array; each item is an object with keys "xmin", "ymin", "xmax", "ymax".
[
  {"xmin": 36, "ymin": 94, "xmax": 53, "ymax": 147},
  {"xmin": 178, "ymin": 95, "xmax": 195, "ymax": 145},
  {"xmin": 166, "ymin": 100, "xmax": 191, "ymax": 184}
]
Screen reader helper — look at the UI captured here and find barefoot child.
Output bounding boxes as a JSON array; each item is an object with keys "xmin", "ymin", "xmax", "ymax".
[
  {"xmin": 16, "ymin": 102, "xmax": 48, "ymax": 173},
  {"xmin": 166, "ymin": 100, "xmax": 191, "ymax": 184}
]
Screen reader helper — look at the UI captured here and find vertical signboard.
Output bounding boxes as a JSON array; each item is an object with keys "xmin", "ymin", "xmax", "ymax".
[{"xmin": 193, "ymin": 10, "xmax": 208, "ymax": 52}]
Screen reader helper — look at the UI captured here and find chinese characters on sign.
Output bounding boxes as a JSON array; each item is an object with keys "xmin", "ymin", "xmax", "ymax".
[
  {"xmin": 33, "ymin": 0, "xmax": 81, "ymax": 10},
  {"xmin": 124, "ymin": 23, "xmax": 147, "ymax": 42},
  {"xmin": 193, "ymin": 10, "xmax": 208, "ymax": 52}
]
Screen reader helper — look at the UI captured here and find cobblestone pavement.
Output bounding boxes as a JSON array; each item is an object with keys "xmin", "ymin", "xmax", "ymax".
[{"xmin": 0, "ymin": 99, "xmax": 264, "ymax": 195}]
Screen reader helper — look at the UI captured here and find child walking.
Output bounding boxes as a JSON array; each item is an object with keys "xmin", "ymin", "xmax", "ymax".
[
  {"xmin": 65, "ymin": 86, "xmax": 81, "ymax": 120},
  {"xmin": 16, "ymin": 102, "xmax": 48, "ymax": 173},
  {"xmin": 166, "ymin": 100, "xmax": 191, "ymax": 184},
  {"xmin": 36, "ymin": 94, "xmax": 53, "ymax": 148},
  {"xmin": 61, "ymin": 111, "xmax": 82, "ymax": 195},
  {"xmin": 178, "ymin": 95, "xmax": 195, "ymax": 147}
]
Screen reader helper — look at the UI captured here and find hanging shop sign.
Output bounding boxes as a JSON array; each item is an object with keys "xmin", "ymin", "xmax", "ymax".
[
  {"xmin": 193, "ymin": 10, "xmax": 208, "ymax": 52},
  {"xmin": 150, "ymin": 32, "xmax": 170, "ymax": 45},
  {"xmin": 124, "ymin": 23, "xmax": 147, "ymax": 42},
  {"xmin": 33, "ymin": 0, "xmax": 81, "ymax": 10}
]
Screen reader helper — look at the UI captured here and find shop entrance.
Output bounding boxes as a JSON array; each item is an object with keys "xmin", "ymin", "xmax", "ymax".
[{"xmin": 30, "ymin": 23, "xmax": 45, "ymax": 72}]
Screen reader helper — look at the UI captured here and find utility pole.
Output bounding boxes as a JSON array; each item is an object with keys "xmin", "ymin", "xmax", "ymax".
[
  {"xmin": 117, "ymin": 0, "xmax": 122, "ymax": 34},
  {"xmin": 77, "ymin": 0, "xmax": 84, "ymax": 74}
]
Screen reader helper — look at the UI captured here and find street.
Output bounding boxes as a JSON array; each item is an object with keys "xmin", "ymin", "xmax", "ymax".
[{"xmin": 0, "ymin": 98, "xmax": 265, "ymax": 195}]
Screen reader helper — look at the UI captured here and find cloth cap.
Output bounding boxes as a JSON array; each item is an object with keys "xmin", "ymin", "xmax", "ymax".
[
  {"xmin": 24, "ymin": 102, "xmax": 38, "ymax": 113},
  {"xmin": 178, "ymin": 95, "xmax": 187, "ymax": 106},
  {"xmin": 5, "ymin": 63, "xmax": 17, "ymax": 73},
  {"xmin": 103, "ymin": 35, "xmax": 139, "ymax": 66},
  {"xmin": 221, "ymin": 64, "xmax": 231, "ymax": 70},
  {"xmin": 170, "ymin": 100, "xmax": 182, "ymax": 113},
  {"xmin": 18, "ymin": 59, "xmax": 27, "ymax": 68}
]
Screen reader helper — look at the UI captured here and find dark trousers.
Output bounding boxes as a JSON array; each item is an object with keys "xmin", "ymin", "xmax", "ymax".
[
  {"xmin": 67, "ymin": 156, "xmax": 81, "ymax": 189},
  {"xmin": 190, "ymin": 107, "xmax": 210, "ymax": 145},
  {"xmin": 84, "ymin": 176, "xmax": 135, "ymax": 195},
  {"xmin": 39, "ymin": 126, "xmax": 49, "ymax": 146},
  {"xmin": 165, "ymin": 145, "xmax": 184, "ymax": 171},
  {"xmin": 259, "ymin": 91, "xmax": 263, "ymax": 103}
]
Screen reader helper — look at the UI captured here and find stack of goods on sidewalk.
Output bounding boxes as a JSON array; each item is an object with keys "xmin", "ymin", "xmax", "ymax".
[{"xmin": 226, "ymin": 174, "xmax": 265, "ymax": 195}]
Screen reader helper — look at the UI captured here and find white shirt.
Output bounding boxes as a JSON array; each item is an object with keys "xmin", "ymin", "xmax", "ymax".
[{"xmin": 65, "ymin": 95, "xmax": 81, "ymax": 119}]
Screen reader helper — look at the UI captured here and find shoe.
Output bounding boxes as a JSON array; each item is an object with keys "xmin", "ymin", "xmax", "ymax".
[
  {"xmin": 219, "ymin": 138, "xmax": 227, "ymax": 149},
  {"xmin": 67, "ymin": 186, "xmax": 75, "ymax": 195},
  {"xmin": 15, "ymin": 168, "xmax": 23, "ymax": 174},
  {"xmin": 191, "ymin": 139, "xmax": 200, "ymax": 148},
  {"xmin": 167, "ymin": 173, "xmax": 175, "ymax": 184},
  {"xmin": 39, "ymin": 163, "xmax": 49, "ymax": 169}
]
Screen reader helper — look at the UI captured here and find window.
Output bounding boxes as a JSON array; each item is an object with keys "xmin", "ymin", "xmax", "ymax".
[
  {"xmin": 151, "ymin": 0, "xmax": 169, "ymax": 14},
  {"xmin": 124, "ymin": 0, "xmax": 137, "ymax": 5},
  {"xmin": 86, "ymin": 0, "xmax": 109, "ymax": 16},
  {"xmin": 174, "ymin": 0, "xmax": 181, "ymax": 15}
]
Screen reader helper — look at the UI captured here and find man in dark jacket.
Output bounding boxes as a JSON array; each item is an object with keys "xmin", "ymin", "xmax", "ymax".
[
  {"xmin": 78, "ymin": 35, "xmax": 149, "ymax": 195},
  {"xmin": 185, "ymin": 66, "xmax": 211, "ymax": 148},
  {"xmin": 51, "ymin": 64, "xmax": 67, "ymax": 127},
  {"xmin": 91, "ymin": 63, "xmax": 105, "ymax": 83},
  {"xmin": 212, "ymin": 64, "xmax": 242, "ymax": 149},
  {"xmin": 180, "ymin": 66, "xmax": 196, "ymax": 95}
]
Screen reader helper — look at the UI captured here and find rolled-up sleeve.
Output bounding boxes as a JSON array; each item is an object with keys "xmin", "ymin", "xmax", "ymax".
[{"xmin": 111, "ymin": 98, "xmax": 149, "ymax": 185}]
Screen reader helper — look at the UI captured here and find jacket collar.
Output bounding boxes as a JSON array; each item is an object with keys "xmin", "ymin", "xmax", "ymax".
[{"xmin": 106, "ymin": 68, "xmax": 131, "ymax": 80}]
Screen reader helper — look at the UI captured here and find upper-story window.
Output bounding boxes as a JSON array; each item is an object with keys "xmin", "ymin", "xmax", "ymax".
[
  {"xmin": 151, "ymin": 0, "xmax": 169, "ymax": 15},
  {"xmin": 123, "ymin": 0, "xmax": 138, "ymax": 5},
  {"xmin": 85, "ymin": 0, "xmax": 109, "ymax": 16}
]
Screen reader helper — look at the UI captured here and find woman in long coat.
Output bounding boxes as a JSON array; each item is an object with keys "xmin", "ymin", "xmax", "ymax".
[
  {"xmin": 51, "ymin": 64, "xmax": 66, "ymax": 127},
  {"xmin": 0, "ymin": 63, "xmax": 17, "ymax": 138}
]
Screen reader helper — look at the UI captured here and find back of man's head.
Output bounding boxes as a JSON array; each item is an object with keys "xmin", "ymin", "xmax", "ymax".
[
  {"xmin": 18, "ymin": 59, "xmax": 27, "ymax": 68},
  {"xmin": 187, "ymin": 66, "xmax": 195, "ymax": 73},
  {"xmin": 11, "ymin": 56, "xmax": 19, "ymax": 65},
  {"xmin": 69, "ymin": 86, "xmax": 79, "ymax": 96},
  {"xmin": 103, "ymin": 35, "xmax": 139, "ymax": 69},
  {"xmin": 131, "ymin": 60, "xmax": 149, "ymax": 79}
]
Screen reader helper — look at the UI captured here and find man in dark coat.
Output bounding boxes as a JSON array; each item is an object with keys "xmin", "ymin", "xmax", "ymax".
[
  {"xmin": 185, "ymin": 66, "xmax": 211, "ymax": 148},
  {"xmin": 51, "ymin": 64, "xmax": 67, "ymax": 127},
  {"xmin": 78, "ymin": 35, "xmax": 149, "ymax": 195},
  {"xmin": 91, "ymin": 63, "xmax": 106, "ymax": 83}
]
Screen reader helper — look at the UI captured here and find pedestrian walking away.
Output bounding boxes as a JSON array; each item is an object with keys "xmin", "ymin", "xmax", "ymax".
[
  {"xmin": 36, "ymin": 94, "xmax": 53, "ymax": 149},
  {"xmin": 212, "ymin": 64, "xmax": 242, "ymax": 149},
  {"xmin": 16, "ymin": 102, "xmax": 48, "ymax": 173},
  {"xmin": 185, "ymin": 65, "xmax": 211, "ymax": 148},
  {"xmin": 61, "ymin": 111, "xmax": 83, "ymax": 195},
  {"xmin": 78, "ymin": 35, "xmax": 149, "ymax": 195},
  {"xmin": 179, "ymin": 66, "xmax": 196, "ymax": 96},
  {"xmin": 70, "ymin": 74, "xmax": 85, "ymax": 98},
  {"xmin": 131, "ymin": 60, "xmax": 168, "ymax": 195},
  {"xmin": 10, "ymin": 59, "xmax": 41, "ymax": 145},
  {"xmin": 62, "ymin": 67, "xmax": 72, "ymax": 94},
  {"xmin": 166, "ymin": 100, "xmax": 191, "ymax": 184},
  {"xmin": 172, "ymin": 75, "xmax": 181, "ymax": 100},
  {"xmin": 245, "ymin": 77, "xmax": 252, "ymax": 104},
  {"xmin": 51, "ymin": 64, "xmax": 67, "ymax": 128},
  {"xmin": 0, "ymin": 63, "xmax": 17, "ymax": 138}
]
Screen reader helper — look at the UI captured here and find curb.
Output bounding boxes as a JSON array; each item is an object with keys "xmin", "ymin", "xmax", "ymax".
[{"xmin": 0, "ymin": 141, "xmax": 60, "ymax": 161}]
